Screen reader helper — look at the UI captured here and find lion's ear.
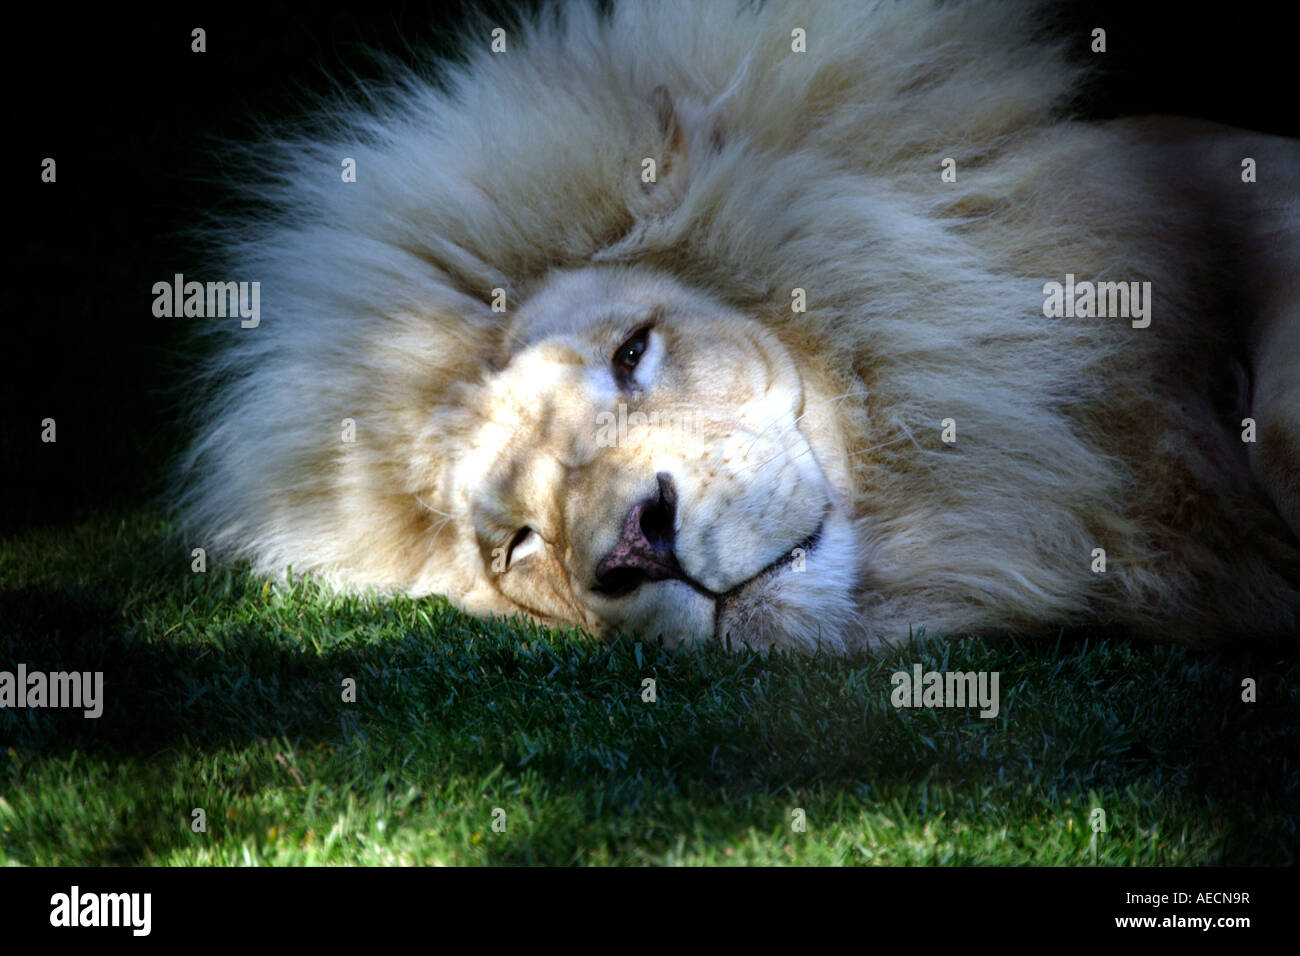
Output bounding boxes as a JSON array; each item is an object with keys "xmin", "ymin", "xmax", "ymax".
[
  {"xmin": 646, "ymin": 84, "xmax": 726, "ymax": 191},
  {"xmin": 651, "ymin": 84, "xmax": 684, "ymax": 156},
  {"xmin": 608, "ymin": 84, "xmax": 726, "ymax": 250},
  {"xmin": 598, "ymin": 85, "xmax": 730, "ymax": 262}
]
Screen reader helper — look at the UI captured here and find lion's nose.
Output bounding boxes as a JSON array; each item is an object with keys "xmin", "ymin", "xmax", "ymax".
[{"xmin": 592, "ymin": 472, "xmax": 682, "ymax": 597}]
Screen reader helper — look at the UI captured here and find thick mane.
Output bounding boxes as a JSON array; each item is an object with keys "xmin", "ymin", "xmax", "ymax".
[{"xmin": 178, "ymin": 0, "xmax": 1299, "ymax": 643}]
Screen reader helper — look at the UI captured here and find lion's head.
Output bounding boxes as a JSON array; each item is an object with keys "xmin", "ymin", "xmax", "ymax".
[
  {"xmin": 440, "ymin": 267, "xmax": 860, "ymax": 651},
  {"xmin": 181, "ymin": 0, "xmax": 1300, "ymax": 653}
]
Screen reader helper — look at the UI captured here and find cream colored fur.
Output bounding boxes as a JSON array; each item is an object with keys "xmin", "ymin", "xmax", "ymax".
[{"xmin": 180, "ymin": 0, "xmax": 1300, "ymax": 651}]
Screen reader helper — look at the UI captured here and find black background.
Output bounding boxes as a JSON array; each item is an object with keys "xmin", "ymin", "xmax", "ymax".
[{"xmin": 8, "ymin": 0, "xmax": 1298, "ymax": 535}]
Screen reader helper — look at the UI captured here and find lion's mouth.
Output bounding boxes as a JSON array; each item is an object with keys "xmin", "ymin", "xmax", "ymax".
[
  {"xmin": 586, "ymin": 505, "xmax": 831, "ymax": 645},
  {"xmin": 705, "ymin": 516, "xmax": 827, "ymax": 644},
  {"xmin": 590, "ymin": 487, "xmax": 830, "ymax": 617},
  {"xmin": 718, "ymin": 519, "xmax": 825, "ymax": 599},
  {"xmin": 599, "ymin": 514, "xmax": 826, "ymax": 604}
]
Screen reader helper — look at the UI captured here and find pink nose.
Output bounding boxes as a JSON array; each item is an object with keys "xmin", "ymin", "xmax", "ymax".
[{"xmin": 592, "ymin": 473, "xmax": 681, "ymax": 596}]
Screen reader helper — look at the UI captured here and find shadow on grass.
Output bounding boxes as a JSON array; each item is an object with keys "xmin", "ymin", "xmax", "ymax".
[{"xmin": 2, "ymin": 514, "xmax": 1298, "ymax": 864}]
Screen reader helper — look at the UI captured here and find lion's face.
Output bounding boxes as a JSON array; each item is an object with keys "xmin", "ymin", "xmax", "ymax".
[{"xmin": 443, "ymin": 268, "xmax": 861, "ymax": 651}]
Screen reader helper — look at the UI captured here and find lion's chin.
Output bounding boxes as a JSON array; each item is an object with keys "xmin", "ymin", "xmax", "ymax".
[{"xmin": 710, "ymin": 510, "xmax": 860, "ymax": 655}]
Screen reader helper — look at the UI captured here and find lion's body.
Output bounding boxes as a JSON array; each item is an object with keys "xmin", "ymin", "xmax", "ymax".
[{"xmin": 183, "ymin": 0, "xmax": 1300, "ymax": 651}]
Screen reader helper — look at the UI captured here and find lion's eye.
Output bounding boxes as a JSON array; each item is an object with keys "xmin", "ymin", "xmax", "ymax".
[
  {"xmin": 505, "ymin": 526, "xmax": 541, "ymax": 568},
  {"xmin": 612, "ymin": 325, "xmax": 652, "ymax": 387}
]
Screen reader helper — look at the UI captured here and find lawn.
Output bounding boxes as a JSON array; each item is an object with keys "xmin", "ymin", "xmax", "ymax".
[{"xmin": 1, "ymin": 510, "xmax": 1296, "ymax": 865}]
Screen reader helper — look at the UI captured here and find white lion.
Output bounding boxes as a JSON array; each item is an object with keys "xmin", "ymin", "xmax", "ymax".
[{"xmin": 180, "ymin": 0, "xmax": 1300, "ymax": 652}]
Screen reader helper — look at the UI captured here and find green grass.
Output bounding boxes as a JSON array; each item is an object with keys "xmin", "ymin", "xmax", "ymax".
[{"xmin": 1, "ymin": 511, "xmax": 1296, "ymax": 865}]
